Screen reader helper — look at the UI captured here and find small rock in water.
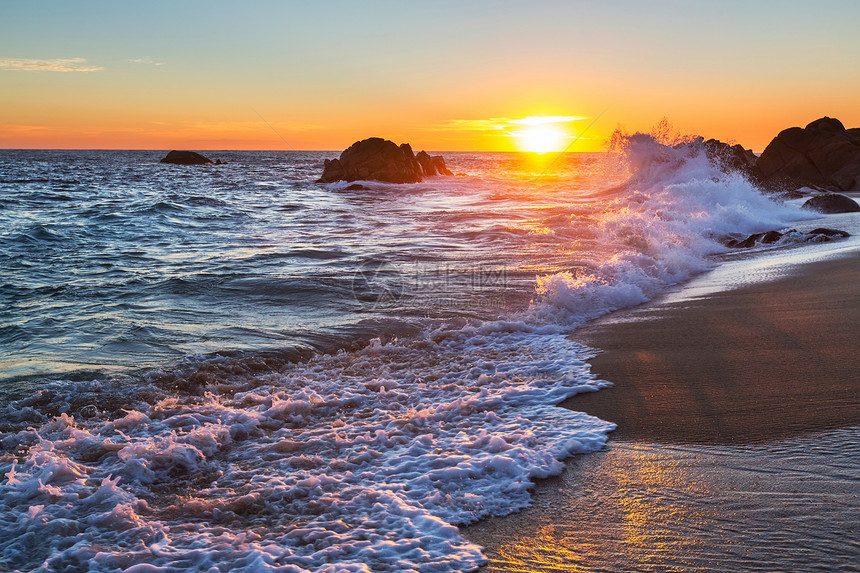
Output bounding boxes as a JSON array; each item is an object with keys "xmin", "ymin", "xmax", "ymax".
[
  {"xmin": 160, "ymin": 150, "xmax": 215, "ymax": 165},
  {"xmin": 807, "ymin": 227, "xmax": 850, "ymax": 239},
  {"xmin": 726, "ymin": 230, "xmax": 784, "ymax": 248},
  {"xmin": 723, "ymin": 227, "xmax": 850, "ymax": 248},
  {"xmin": 318, "ymin": 137, "xmax": 452, "ymax": 183}
]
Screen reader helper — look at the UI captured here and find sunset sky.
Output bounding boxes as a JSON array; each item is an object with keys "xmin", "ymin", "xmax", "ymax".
[{"xmin": 2, "ymin": 1, "xmax": 858, "ymax": 152}]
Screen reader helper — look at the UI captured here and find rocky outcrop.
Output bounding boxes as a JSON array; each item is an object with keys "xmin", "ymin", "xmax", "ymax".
[
  {"xmin": 756, "ymin": 117, "xmax": 860, "ymax": 191},
  {"xmin": 801, "ymin": 193, "xmax": 860, "ymax": 214},
  {"xmin": 722, "ymin": 227, "xmax": 850, "ymax": 248},
  {"xmin": 160, "ymin": 150, "xmax": 217, "ymax": 165},
  {"xmin": 318, "ymin": 138, "xmax": 451, "ymax": 183}
]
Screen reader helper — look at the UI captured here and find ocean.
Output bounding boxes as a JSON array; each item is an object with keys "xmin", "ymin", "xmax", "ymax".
[{"xmin": 0, "ymin": 142, "xmax": 823, "ymax": 571}]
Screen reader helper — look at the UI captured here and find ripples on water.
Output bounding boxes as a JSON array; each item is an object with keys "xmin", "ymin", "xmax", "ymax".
[{"xmin": 0, "ymin": 150, "xmax": 609, "ymax": 383}]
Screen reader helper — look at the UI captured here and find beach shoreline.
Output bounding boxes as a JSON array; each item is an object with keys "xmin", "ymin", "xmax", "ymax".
[
  {"xmin": 463, "ymin": 246, "xmax": 860, "ymax": 571},
  {"xmin": 568, "ymin": 248, "xmax": 860, "ymax": 445}
]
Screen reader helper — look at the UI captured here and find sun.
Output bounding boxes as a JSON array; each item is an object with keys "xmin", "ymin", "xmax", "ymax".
[{"xmin": 514, "ymin": 124, "xmax": 570, "ymax": 153}]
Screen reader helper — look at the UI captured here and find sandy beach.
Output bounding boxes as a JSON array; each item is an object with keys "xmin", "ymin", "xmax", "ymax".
[
  {"xmin": 570, "ymin": 251, "xmax": 860, "ymax": 444},
  {"xmin": 464, "ymin": 250, "xmax": 860, "ymax": 571}
]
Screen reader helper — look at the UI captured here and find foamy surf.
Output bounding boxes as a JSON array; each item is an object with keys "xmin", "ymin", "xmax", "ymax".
[
  {"xmin": 0, "ymin": 134, "xmax": 829, "ymax": 571},
  {"xmin": 1, "ymin": 322, "xmax": 612, "ymax": 572}
]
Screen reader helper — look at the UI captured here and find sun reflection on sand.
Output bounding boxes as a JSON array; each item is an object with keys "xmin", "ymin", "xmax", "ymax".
[
  {"xmin": 467, "ymin": 442, "xmax": 724, "ymax": 571},
  {"xmin": 462, "ymin": 431, "xmax": 859, "ymax": 572}
]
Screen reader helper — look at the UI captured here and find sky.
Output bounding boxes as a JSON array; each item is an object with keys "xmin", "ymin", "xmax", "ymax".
[{"xmin": 1, "ymin": 0, "xmax": 859, "ymax": 152}]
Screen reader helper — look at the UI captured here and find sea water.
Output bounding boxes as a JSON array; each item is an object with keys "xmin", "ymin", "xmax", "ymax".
[{"xmin": 0, "ymin": 139, "xmax": 823, "ymax": 571}]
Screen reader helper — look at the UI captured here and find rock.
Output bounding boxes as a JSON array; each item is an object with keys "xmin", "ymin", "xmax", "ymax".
[
  {"xmin": 672, "ymin": 137, "xmax": 760, "ymax": 179},
  {"xmin": 160, "ymin": 150, "xmax": 214, "ymax": 165},
  {"xmin": 321, "ymin": 158, "xmax": 345, "ymax": 181},
  {"xmin": 723, "ymin": 227, "xmax": 850, "ymax": 248},
  {"xmin": 432, "ymin": 156, "xmax": 453, "ymax": 176},
  {"xmin": 701, "ymin": 138, "xmax": 759, "ymax": 175},
  {"xmin": 757, "ymin": 117, "xmax": 860, "ymax": 191},
  {"xmin": 807, "ymin": 227, "xmax": 850, "ymax": 239},
  {"xmin": 801, "ymin": 193, "xmax": 860, "ymax": 214},
  {"xmin": 344, "ymin": 183, "xmax": 370, "ymax": 190},
  {"xmin": 725, "ymin": 230, "xmax": 784, "ymax": 248},
  {"xmin": 415, "ymin": 151, "xmax": 453, "ymax": 177},
  {"xmin": 318, "ymin": 138, "xmax": 451, "ymax": 183}
]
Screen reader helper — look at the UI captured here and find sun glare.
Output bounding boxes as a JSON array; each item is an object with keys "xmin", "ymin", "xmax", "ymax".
[{"xmin": 514, "ymin": 124, "xmax": 570, "ymax": 153}]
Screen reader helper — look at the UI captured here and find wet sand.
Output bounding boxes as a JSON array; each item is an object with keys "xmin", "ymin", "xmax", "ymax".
[
  {"xmin": 568, "ymin": 252, "xmax": 860, "ymax": 444},
  {"xmin": 463, "ymin": 251, "xmax": 860, "ymax": 572}
]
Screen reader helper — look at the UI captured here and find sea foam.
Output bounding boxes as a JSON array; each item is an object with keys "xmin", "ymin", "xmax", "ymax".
[
  {"xmin": 1, "ymin": 324, "xmax": 611, "ymax": 571},
  {"xmin": 531, "ymin": 134, "xmax": 807, "ymax": 323}
]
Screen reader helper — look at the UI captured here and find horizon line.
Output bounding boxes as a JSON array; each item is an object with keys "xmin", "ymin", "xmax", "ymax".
[{"xmin": 0, "ymin": 147, "xmax": 614, "ymax": 154}]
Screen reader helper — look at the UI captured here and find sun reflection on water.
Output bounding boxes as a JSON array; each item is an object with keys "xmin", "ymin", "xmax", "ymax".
[{"xmin": 463, "ymin": 433, "xmax": 860, "ymax": 572}]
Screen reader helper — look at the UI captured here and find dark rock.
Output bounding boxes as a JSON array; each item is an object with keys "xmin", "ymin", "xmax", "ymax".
[
  {"xmin": 673, "ymin": 137, "xmax": 760, "ymax": 179},
  {"xmin": 760, "ymin": 230, "xmax": 784, "ymax": 244},
  {"xmin": 432, "ymin": 156, "xmax": 453, "ymax": 176},
  {"xmin": 808, "ymin": 228, "xmax": 850, "ymax": 238},
  {"xmin": 806, "ymin": 117, "xmax": 845, "ymax": 132},
  {"xmin": 757, "ymin": 117, "xmax": 860, "ymax": 191},
  {"xmin": 415, "ymin": 151, "xmax": 453, "ymax": 177},
  {"xmin": 415, "ymin": 151, "xmax": 436, "ymax": 176},
  {"xmin": 322, "ymin": 158, "xmax": 345, "ymax": 181},
  {"xmin": 344, "ymin": 183, "xmax": 370, "ymax": 190},
  {"xmin": 726, "ymin": 230, "xmax": 784, "ymax": 248},
  {"xmin": 801, "ymin": 193, "xmax": 860, "ymax": 214},
  {"xmin": 318, "ymin": 138, "xmax": 452, "ymax": 183},
  {"xmin": 160, "ymin": 150, "xmax": 214, "ymax": 165},
  {"xmin": 701, "ymin": 138, "xmax": 759, "ymax": 175},
  {"xmin": 724, "ymin": 227, "xmax": 850, "ymax": 248}
]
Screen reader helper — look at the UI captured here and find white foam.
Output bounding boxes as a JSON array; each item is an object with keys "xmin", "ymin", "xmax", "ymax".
[
  {"xmin": 0, "ymin": 324, "xmax": 612, "ymax": 571},
  {"xmin": 530, "ymin": 135, "xmax": 811, "ymax": 323}
]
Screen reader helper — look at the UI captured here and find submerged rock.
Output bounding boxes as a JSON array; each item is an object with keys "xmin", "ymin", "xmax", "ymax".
[
  {"xmin": 724, "ymin": 229, "xmax": 785, "ymax": 248},
  {"xmin": 318, "ymin": 138, "xmax": 452, "ymax": 183},
  {"xmin": 801, "ymin": 193, "xmax": 860, "ymax": 214},
  {"xmin": 757, "ymin": 117, "xmax": 860, "ymax": 191},
  {"xmin": 807, "ymin": 227, "xmax": 851, "ymax": 239},
  {"xmin": 160, "ymin": 150, "xmax": 215, "ymax": 165},
  {"xmin": 723, "ymin": 227, "xmax": 850, "ymax": 248}
]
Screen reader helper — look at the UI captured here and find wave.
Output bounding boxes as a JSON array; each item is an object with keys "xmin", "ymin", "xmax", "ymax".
[
  {"xmin": 530, "ymin": 132, "xmax": 808, "ymax": 324},
  {"xmin": 0, "ymin": 321, "xmax": 612, "ymax": 572},
  {"xmin": 0, "ymin": 142, "xmax": 820, "ymax": 571}
]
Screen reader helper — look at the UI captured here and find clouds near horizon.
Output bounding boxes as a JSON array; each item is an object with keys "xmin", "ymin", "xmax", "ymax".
[
  {"xmin": 127, "ymin": 57, "xmax": 164, "ymax": 66},
  {"xmin": 0, "ymin": 57, "xmax": 103, "ymax": 72}
]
